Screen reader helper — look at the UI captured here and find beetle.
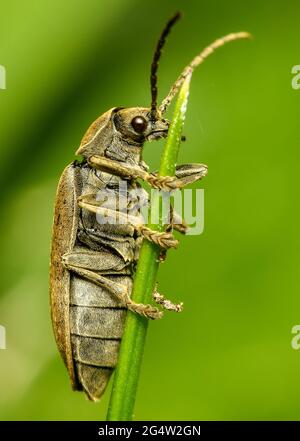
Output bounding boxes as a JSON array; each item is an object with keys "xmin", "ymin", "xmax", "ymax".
[{"xmin": 50, "ymin": 12, "xmax": 250, "ymax": 401}]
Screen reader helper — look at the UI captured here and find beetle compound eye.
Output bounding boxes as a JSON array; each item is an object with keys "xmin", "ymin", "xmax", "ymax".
[{"xmin": 131, "ymin": 116, "xmax": 147, "ymax": 133}]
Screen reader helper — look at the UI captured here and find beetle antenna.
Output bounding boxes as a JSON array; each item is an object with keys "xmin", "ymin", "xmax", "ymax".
[
  {"xmin": 159, "ymin": 31, "xmax": 252, "ymax": 115},
  {"xmin": 150, "ymin": 12, "xmax": 181, "ymax": 118}
]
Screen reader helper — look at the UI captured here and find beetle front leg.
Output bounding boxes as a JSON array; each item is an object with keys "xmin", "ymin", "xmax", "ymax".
[
  {"xmin": 88, "ymin": 156, "xmax": 207, "ymax": 191},
  {"xmin": 150, "ymin": 163, "xmax": 208, "ymax": 190},
  {"xmin": 78, "ymin": 195, "xmax": 179, "ymax": 250}
]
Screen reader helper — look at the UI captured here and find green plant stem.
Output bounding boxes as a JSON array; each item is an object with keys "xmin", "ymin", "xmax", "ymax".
[{"xmin": 106, "ymin": 73, "xmax": 192, "ymax": 421}]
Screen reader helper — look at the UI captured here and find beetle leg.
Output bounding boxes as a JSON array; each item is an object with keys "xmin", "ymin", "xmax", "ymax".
[
  {"xmin": 154, "ymin": 210, "xmax": 185, "ymax": 262},
  {"xmin": 165, "ymin": 205, "xmax": 188, "ymax": 235},
  {"xmin": 138, "ymin": 226, "xmax": 178, "ymax": 249},
  {"xmin": 62, "ymin": 258, "xmax": 162, "ymax": 320},
  {"xmin": 172, "ymin": 220, "xmax": 188, "ymax": 234},
  {"xmin": 88, "ymin": 155, "xmax": 153, "ymax": 181},
  {"xmin": 153, "ymin": 292, "xmax": 183, "ymax": 313},
  {"xmin": 149, "ymin": 163, "xmax": 208, "ymax": 190},
  {"xmin": 153, "ymin": 284, "xmax": 183, "ymax": 313},
  {"xmin": 88, "ymin": 155, "xmax": 207, "ymax": 191},
  {"xmin": 133, "ymin": 236, "xmax": 143, "ymax": 262},
  {"xmin": 78, "ymin": 196, "xmax": 178, "ymax": 249}
]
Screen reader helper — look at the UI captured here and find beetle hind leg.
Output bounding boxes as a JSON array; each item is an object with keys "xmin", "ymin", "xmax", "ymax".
[
  {"xmin": 62, "ymin": 254, "xmax": 162, "ymax": 320},
  {"xmin": 153, "ymin": 285, "xmax": 183, "ymax": 313}
]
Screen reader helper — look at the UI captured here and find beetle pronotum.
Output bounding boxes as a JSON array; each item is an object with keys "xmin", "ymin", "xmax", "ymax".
[{"xmin": 50, "ymin": 13, "xmax": 250, "ymax": 401}]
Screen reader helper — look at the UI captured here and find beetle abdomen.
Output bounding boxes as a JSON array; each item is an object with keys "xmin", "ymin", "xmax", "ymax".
[{"xmin": 69, "ymin": 274, "xmax": 130, "ymax": 400}]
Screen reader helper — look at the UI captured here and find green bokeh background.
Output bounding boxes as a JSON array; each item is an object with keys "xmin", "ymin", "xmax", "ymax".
[{"xmin": 0, "ymin": 0, "xmax": 299, "ymax": 420}]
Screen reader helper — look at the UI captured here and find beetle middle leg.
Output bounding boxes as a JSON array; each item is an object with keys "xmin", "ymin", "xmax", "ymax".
[
  {"xmin": 62, "ymin": 249, "xmax": 162, "ymax": 320},
  {"xmin": 167, "ymin": 206, "xmax": 189, "ymax": 235},
  {"xmin": 78, "ymin": 195, "xmax": 179, "ymax": 249}
]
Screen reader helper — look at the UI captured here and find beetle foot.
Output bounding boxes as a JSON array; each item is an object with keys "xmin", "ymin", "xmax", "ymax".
[
  {"xmin": 167, "ymin": 205, "xmax": 189, "ymax": 235},
  {"xmin": 145, "ymin": 174, "xmax": 183, "ymax": 191},
  {"xmin": 140, "ymin": 226, "xmax": 178, "ymax": 249},
  {"xmin": 127, "ymin": 302, "xmax": 163, "ymax": 320},
  {"xmin": 153, "ymin": 289, "xmax": 183, "ymax": 313},
  {"xmin": 172, "ymin": 221, "xmax": 188, "ymax": 234},
  {"xmin": 157, "ymin": 249, "xmax": 167, "ymax": 262}
]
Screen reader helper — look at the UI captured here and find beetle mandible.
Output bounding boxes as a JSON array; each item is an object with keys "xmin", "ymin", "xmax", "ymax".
[{"xmin": 50, "ymin": 13, "xmax": 250, "ymax": 401}]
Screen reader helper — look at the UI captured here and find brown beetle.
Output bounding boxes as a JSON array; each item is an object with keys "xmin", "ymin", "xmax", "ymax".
[{"xmin": 50, "ymin": 13, "xmax": 250, "ymax": 401}]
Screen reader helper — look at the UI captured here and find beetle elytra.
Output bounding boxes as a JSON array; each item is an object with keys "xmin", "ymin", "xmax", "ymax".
[{"xmin": 50, "ymin": 13, "xmax": 250, "ymax": 401}]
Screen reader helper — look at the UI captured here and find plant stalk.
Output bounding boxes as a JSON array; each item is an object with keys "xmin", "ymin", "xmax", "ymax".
[{"xmin": 107, "ymin": 73, "xmax": 192, "ymax": 421}]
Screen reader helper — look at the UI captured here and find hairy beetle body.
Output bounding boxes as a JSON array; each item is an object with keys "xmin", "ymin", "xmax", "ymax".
[
  {"xmin": 50, "ymin": 14, "xmax": 250, "ymax": 401},
  {"xmin": 51, "ymin": 157, "xmax": 147, "ymax": 400}
]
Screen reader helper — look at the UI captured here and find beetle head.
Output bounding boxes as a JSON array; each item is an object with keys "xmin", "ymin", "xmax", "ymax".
[
  {"xmin": 76, "ymin": 13, "xmax": 250, "ymax": 163},
  {"xmin": 76, "ymin": 106, "xmax": 169, "ymax": 162},
  {"xmin": 113, "ymin": 107, "xmax": 169, "ymax": 143}
]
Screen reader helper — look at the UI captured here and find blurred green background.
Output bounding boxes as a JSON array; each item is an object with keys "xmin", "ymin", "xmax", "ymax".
[{"xmin": 0, "ymin": 0, "xmax": 299, "ymax": 420}]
